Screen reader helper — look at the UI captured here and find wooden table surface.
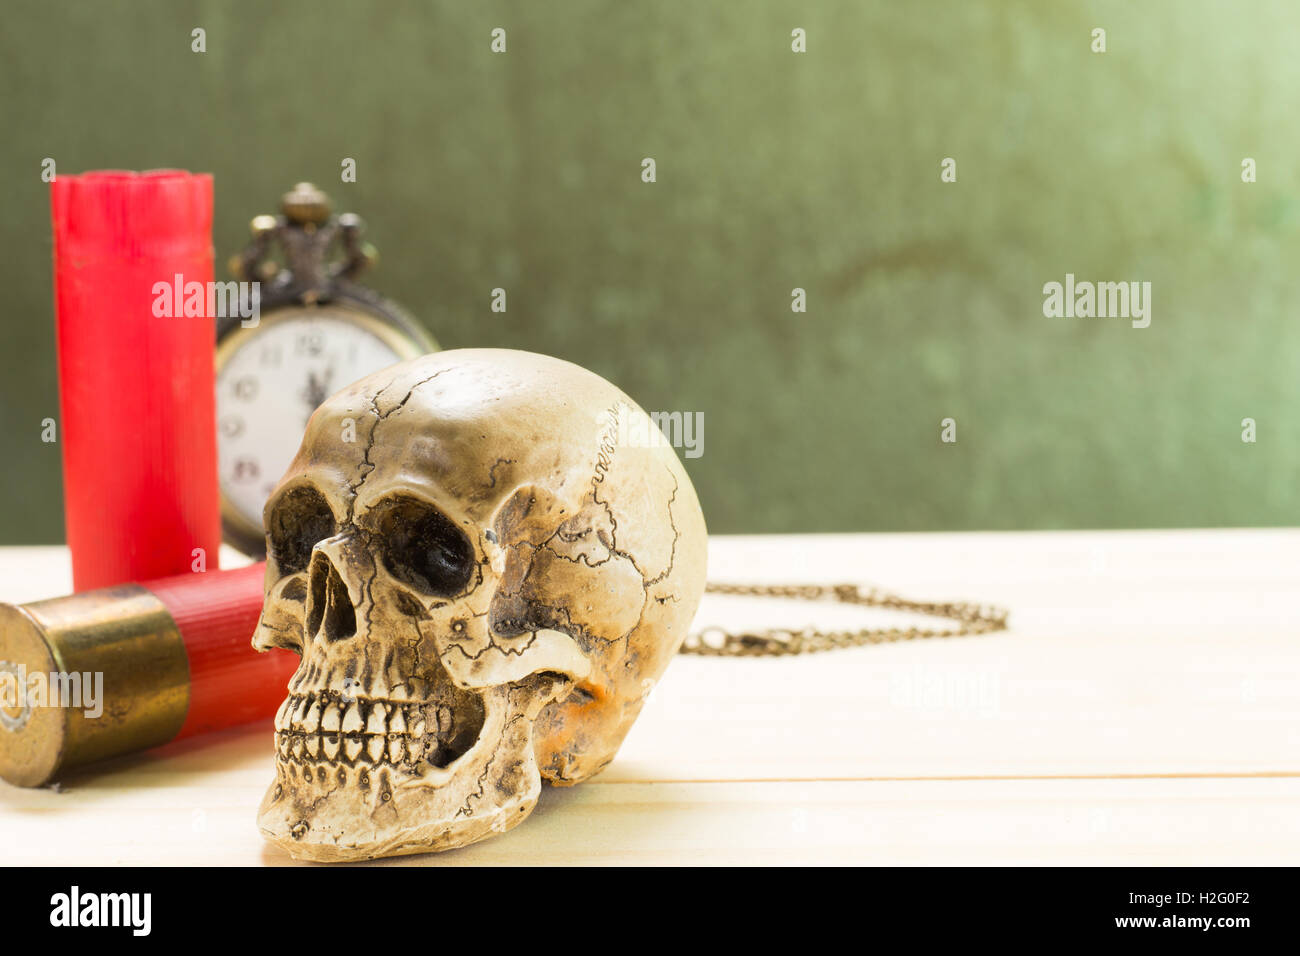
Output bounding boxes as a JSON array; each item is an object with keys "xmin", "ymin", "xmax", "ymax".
[{"xmin": 1, "ymin": 530, "xmax": 1297, "ymax": 865}]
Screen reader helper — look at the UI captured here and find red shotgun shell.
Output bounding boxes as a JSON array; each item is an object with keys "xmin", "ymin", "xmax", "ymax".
[
  {"xmin": 50, "ymin": 170, "xmax": 221, "ymax": 592},
  {"xmin": 0, "ymin": 562, "xmax": 298, "ymax": 787}
]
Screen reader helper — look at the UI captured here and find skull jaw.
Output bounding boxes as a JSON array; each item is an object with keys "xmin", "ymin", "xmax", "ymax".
[
  {"xmin": 257, "ymin": 772, "xmax": 540, "ymax": 862},
  {"xmin": 257, "ymin": 680, "xmax": 563, "ymax": 862}
]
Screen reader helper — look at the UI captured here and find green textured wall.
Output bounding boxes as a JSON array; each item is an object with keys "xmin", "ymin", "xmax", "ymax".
[{"xmin": 2, "ymin": 0, "xmax": 1298, "ymax": 542}]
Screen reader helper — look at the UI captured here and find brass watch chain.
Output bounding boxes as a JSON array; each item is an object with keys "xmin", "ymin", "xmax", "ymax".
[{"xmin": 680, "ymin": 582, "xmax": 1010, "ymax": 657}]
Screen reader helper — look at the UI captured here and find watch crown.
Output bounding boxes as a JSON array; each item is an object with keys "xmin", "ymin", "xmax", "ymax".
[
  {"xmin": 230, "ymin": 183, "xmax": 379, "ymax": 304},
  {"xmin": 281, "ymin": 183, "xmax": 331, "ymax": 225}
]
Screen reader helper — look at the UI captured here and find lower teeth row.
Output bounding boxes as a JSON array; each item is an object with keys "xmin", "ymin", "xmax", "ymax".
[{"xmin": 276, "ymin": 732, "xmax": 439, "ymax": 765}]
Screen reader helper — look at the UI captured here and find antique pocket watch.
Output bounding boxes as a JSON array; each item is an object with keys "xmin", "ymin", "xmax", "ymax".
[{"xmin": 217, "ymin": 183, "xmax": 437, "ymax": 556}]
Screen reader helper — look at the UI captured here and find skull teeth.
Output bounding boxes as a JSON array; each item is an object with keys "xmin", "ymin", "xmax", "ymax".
[
  {"xmin": 321, "ymin": 702, "xmax": 341, "ymax": 732},
  {"xmin": 342, "ymin": 704, "xmax": 363, "ymax": 734},
  {"xmin": 273, "ymin": 692, "xmax": 464, "ymax": 770},
  {"xmin": 365, "ymin": 702, "xmax": 387, "ymax": 735},
  {"xmin": 303, "ymin": 700, "xmax": 321, "ymax": 733}
]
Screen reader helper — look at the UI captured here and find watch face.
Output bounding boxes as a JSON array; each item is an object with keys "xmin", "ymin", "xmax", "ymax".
[{"xmin": 216, "ymin": 310, "xmax": 410, "ymax": 539}]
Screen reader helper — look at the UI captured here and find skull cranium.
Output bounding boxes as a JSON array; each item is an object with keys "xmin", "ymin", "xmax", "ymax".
[{"xmin": 252, "ymin": 349, "xmax": 707, "ymax": 860}]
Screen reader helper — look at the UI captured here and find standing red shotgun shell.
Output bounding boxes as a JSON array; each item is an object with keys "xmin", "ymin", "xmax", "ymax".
[{"xmin": 50, "ymin": 170, "xmax": 221, "ymax": 592}]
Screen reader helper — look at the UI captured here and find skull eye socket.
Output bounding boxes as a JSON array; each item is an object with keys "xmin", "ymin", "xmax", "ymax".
[
  {"xmin": 373, "ymin": 496, "xmax": 474, "ymax": 596},
  {"xmin": 267, "ymin": 486, "xmax": 336, "ymax": 574}
]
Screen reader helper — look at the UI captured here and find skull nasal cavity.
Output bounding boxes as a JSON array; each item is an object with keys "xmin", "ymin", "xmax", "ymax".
[{"xmin": 305, "ymin": 553, "xmax": 357, "ymax": 643}]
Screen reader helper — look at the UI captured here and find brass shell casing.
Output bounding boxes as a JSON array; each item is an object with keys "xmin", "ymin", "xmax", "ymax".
[{"xmin": 0, "ymin": 585, "xmax": 190, "ymax": 787}]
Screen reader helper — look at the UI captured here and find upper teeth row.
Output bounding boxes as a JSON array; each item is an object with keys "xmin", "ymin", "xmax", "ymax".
[
  {"xmin": 274, "ymin": 694, "xmax": 453, "ymax": 737},
  {"xmin": 285, "ymin": 672, "xmax": 440, "ymax": 703}
]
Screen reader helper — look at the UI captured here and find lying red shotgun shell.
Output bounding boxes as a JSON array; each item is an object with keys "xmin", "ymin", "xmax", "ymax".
[{"xmin": 0, "ymin": 562, "xmax": 296, "ymax": 787}]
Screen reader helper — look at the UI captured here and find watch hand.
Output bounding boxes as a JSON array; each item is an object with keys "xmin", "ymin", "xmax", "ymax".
[{"xmin": 301, "ymin": 368, "xmax": 335, "ymax": 409}]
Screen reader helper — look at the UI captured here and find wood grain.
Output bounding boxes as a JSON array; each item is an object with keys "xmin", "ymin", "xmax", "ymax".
[{"xmin": 1, "ymin": 530, "xmax": 1296, "ymax": 864}]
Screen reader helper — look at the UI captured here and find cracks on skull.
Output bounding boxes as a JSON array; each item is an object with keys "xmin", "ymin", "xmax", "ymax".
[
  {"xmin": 609, "ymin": 592, "xmax": 648, "ymax": 652},
  {"xmin": 443, "ymin": 629, "xmax": 540, "ymax": 662},
  {"xmin": 345, "ymin": 389, "xmax": 387, "ymax": 521},
  {"xmin": 538, "ymin": 513, "xmax": 622, "ymax": 573},
  {"xmin": 294, "ymin": 778, "xmax": 341, "ymax": 816},
  {"xmin": 546, "ymin": 603, "xmax": 605, "ymax": 647},
  {"xmin": 346, "ymin": 368, "xmax": 454, "ymax": 517},
  {"xmin": 396, "ymin": 636, "xmax": 425, "ymax": 700},
  {"xmin": 588, "ymin": 486, "xmax": 618, "ymax": 556},
  {"xmin": 607, "ymin": 466, "xmax": 683, "ymax": 650},
  {"xmin": 395, "ymin": 615, "xmax": 446, "ymax": 705},
  {"xmin": 455, "ymin": 765, "xmax": 489, "ymax": 819},
  {"xmin": 585, "ymin": 478, "xmax": 649, "ymax": 649},
  {"xmin": 359, "ymin": 546, "xmax": 379, "ymax": 638},
  {"xmin": 529, "ymin": 486, "xmax": 620, "ymax": 572},
  {"xmin": 381, "ymin": 368, "xmax": 453, "ymax": 421},
  {"xmin": 486, "ymin": 542, "xmax": 596, "ymax": 645},
  {"xmin": 579, "ymin": 465, "xmax": 681, "ymax": 592},
  {"xmin": 486, "ymin": 572, "xmax": 609, "ymax": 652},
  {"xmin": 486, "ymin": 457, "xmax": 516, "ymax": 490},
  {"xmin": 642, "ymin": 466, "xmax": 681, "ymax": 587},
  {"xmin": 578, "ymin": 401, "xmax": 684, "ymax": 585},
  {"xmin": 540, "ymin": 541, "xmax": 594, "ymax": 565},
  {"xmin": 598, "ymin": 466, "xmax": 684, "ymax": 650},
  {"xmin": 455, "ymin": 714, "xmax": 525, "ymax": 819},
  {"xmin": 463, "ymin": 558, "xmax": 486, "ymax": 599}
]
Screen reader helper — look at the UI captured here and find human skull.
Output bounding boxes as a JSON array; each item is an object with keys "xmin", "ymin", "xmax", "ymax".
[{"xmin": 251, "ymin": 349, "xmax": 707, "ymax": 861}]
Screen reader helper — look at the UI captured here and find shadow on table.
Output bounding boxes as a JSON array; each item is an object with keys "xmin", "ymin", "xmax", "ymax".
[{"xmin": 0, "ymin": 719, "xmax": 275, "ymax": 809}]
